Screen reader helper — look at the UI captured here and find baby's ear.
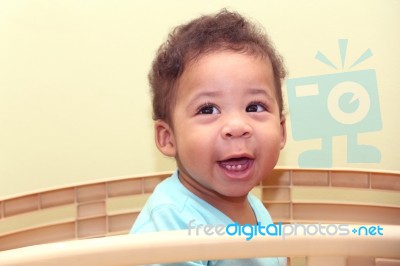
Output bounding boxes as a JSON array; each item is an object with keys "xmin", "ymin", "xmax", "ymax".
[
  {"xmin": 279, "ymin": 116, "xmax": 287, "ymax": 150},
  {"xmin": 154, "ymin": 120, "xmax": 176, "ymax": 157}
]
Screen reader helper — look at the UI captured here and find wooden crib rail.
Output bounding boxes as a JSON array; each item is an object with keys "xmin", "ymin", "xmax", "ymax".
[
  {"xmin": 1, "ymin": 168, "xmax": 399, "ymax": 265},
  {"xmin": 0, "ymin": 225, "xmax": 399, "ymax": 266}
]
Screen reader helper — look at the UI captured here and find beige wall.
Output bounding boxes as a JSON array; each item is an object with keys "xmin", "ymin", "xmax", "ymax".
[{"xmin": 1, "ymin": 0, "xmax": 399, "ymax": 198}]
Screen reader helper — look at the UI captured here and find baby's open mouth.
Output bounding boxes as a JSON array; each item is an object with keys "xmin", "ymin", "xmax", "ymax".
[{"xmin": 218, "ymin": 157, "xmax": 253, "ymax": 171}]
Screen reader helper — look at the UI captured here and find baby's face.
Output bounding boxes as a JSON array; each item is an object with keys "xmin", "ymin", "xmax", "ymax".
[{"xmin": 170, "ymin": 51, "xmax": 286, "ymax": 198}]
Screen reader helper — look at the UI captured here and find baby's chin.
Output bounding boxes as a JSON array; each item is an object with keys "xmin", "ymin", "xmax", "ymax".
[{"xmin": 215, "ymin": 186, "xmax": 254, "ymax": 199}]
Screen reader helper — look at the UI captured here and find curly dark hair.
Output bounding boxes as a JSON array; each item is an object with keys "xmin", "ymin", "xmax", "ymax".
[{"xmin": 149, "ymin": 9, "xmax": 286, "ymax": 125}]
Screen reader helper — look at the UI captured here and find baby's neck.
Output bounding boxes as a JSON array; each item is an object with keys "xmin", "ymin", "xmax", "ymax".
[
  {"xmin": 217, "ymin": 199, "xmax": 257, "ymax": 225},
  {"xmin": 177, "ymin": 173, "xmax": 257, "ymax": 224}
]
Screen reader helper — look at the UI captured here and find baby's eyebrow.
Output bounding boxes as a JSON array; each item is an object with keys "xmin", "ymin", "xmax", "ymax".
[
  {"xmin": 192, "ymin": 90, "xmax": 222, "ymax": 98},
  {"xmin": 247, "ymin": 88, "xmax": 275, "ymax": 102},
  {"xmin": 188, "ymin": 87, "xmax": 274, "ymax": 105},
  {"xmin": 188, "ymin": 91, "xmax": 222, "ymax": 105}
]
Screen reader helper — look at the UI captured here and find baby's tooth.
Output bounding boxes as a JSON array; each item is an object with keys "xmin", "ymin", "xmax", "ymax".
[{"xmin": 222, "ymin": 161, "xmax": 247, "ymax": 171}]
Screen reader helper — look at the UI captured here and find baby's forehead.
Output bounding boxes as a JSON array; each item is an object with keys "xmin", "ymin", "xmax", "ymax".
[
  {"xmin": 181, "ymin": 50, "xmax": 273, "ymax": 81},
  {"xmin": 175, "ymin": 54, "xmax": 275, "ymax": 97},
  {"xmin": 185, "ymin": 48, "xmax": 271, "ymax": 67},
  {"xmin": 179, "ymin": 51, "xmax": 273, "ymax": 88}
]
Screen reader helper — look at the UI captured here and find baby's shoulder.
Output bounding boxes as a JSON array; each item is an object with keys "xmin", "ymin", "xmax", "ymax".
[{"xmin": 145, "ymin": 175, "xmax": 189, "ymax": 211}]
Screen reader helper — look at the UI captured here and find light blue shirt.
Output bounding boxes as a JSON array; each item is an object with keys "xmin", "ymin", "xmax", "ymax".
[{"xmin": 130, "ymin": 171, "xmax": 286, "ymax": 266}]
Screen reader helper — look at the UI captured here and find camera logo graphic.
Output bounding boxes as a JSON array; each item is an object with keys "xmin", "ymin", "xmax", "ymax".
[{"xmin": 286, "ymin": 39, "xmax": 382, "ymax": 168}]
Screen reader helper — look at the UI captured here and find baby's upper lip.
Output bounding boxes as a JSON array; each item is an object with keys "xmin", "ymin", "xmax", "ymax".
[{"xmin": 218, "ymin": 153, "xmax": 255, "ymax": 162}]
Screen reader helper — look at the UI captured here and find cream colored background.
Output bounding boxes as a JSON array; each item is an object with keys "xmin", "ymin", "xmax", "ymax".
[{"xmin": 1, "ymin": 0, "xmax": 399, "ymax": 198}]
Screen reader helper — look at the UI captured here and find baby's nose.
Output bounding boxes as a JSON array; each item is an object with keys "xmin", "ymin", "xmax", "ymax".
[{"xmin": 221, "ymin": 116, "xmax": 253, "ymax": 139}]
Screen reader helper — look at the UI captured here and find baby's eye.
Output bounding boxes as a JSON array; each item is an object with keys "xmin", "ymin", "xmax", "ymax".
[
  {"xmin": 246, "ymin": 103, "xmax": 266, "ymax": 112},
  {"xmin": 197, "ymin": 104, "xmax": 220, "ymax": 115}
]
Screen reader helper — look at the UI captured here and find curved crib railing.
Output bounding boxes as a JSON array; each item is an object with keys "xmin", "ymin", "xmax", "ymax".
[
  {"xmin": 0, "ymin": 168, "xmax": 399, "ymax": 265},
  {"xmin": 0, "ymin": 225, "xmax": 399, "ymax": 266}
]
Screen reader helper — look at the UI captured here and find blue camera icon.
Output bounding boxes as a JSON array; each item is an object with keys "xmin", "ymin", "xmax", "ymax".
[{"xmin": 286, "ymin": 69, "xmax": 382, "ymax": 167}]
